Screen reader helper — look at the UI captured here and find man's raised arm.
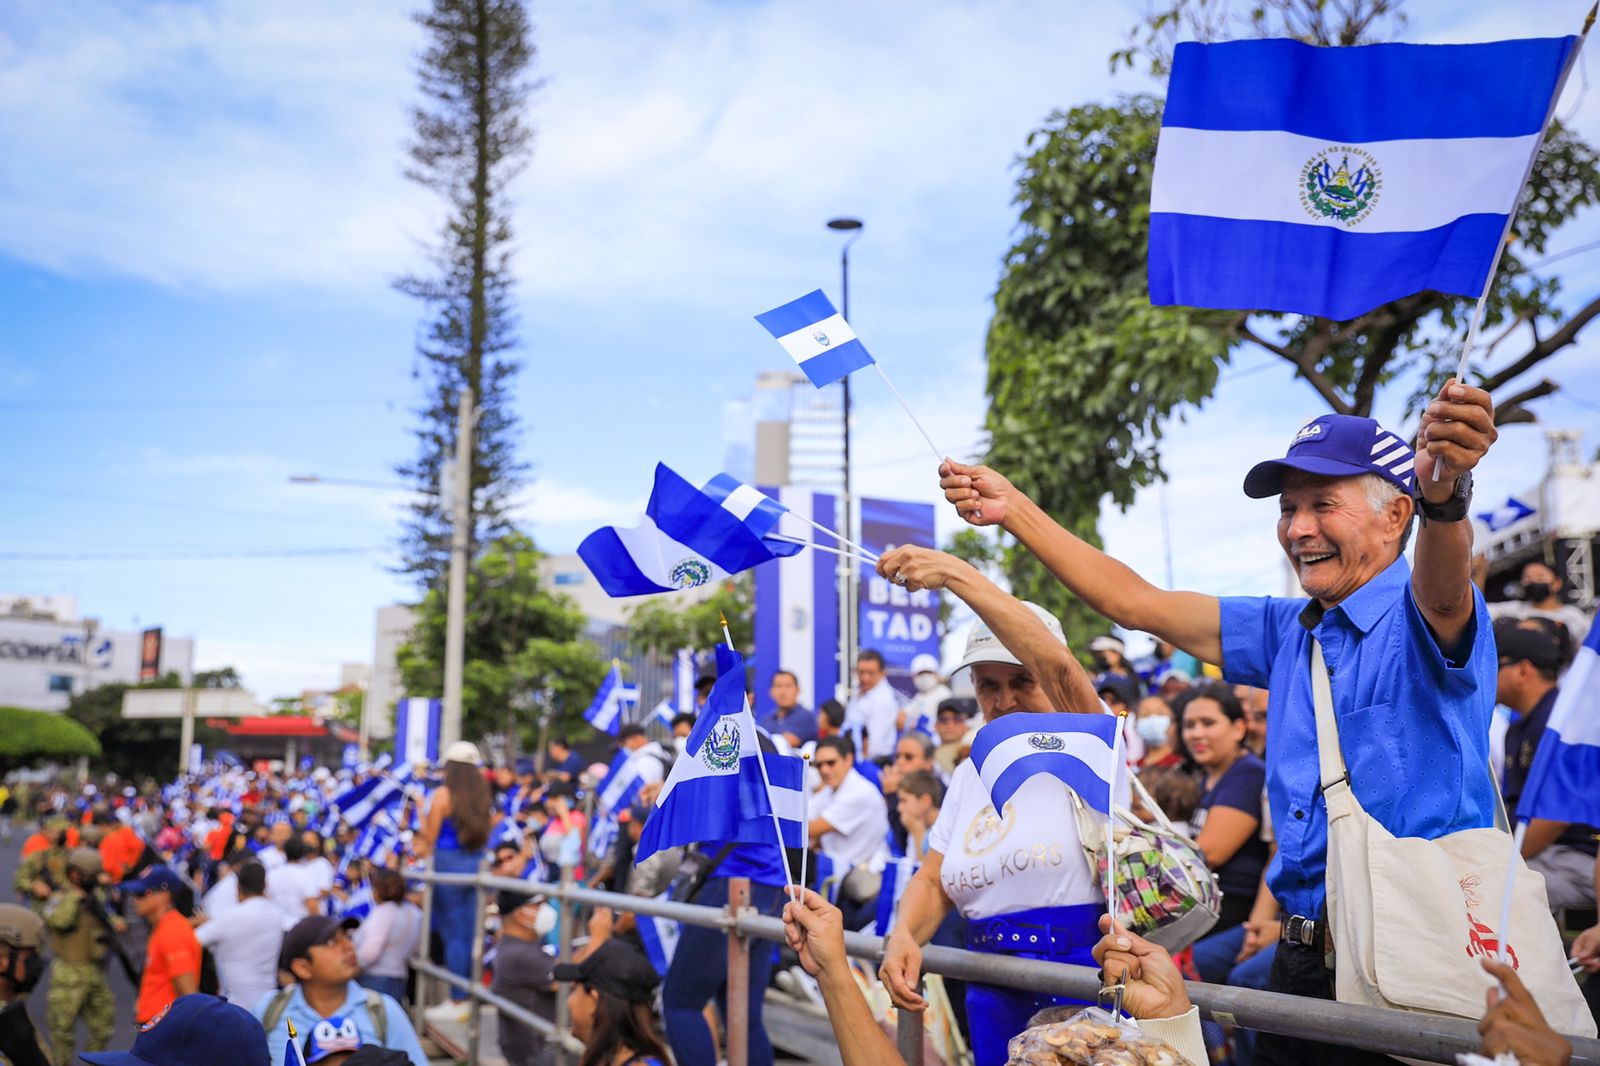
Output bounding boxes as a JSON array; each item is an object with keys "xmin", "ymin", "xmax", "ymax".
[
  {"xmin": 1411, "ymin": 380, "xmax": 1496, "ymax": 653},
  {"xmin": 939, "ymin": 460, "xmax": 1223, "ymax": 665}
]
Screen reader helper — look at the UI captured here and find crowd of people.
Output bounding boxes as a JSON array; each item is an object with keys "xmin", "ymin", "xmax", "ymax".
[{"xmin": 2, "ymin": 392, "xmax": 1598, "ymax": 1066}]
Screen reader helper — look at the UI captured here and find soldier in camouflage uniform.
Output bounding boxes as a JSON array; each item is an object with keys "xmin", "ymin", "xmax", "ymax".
[
  {"xmin": 42, "ymin": 851, "xmax": 115, "ymax": 1066},
  {"xmin": 0, "ymin": 903, "xmax": 51, "ymax": 1066},
  {"xmin": 13, "ymin": 827, "xmax": 68, "ymax": 916}
]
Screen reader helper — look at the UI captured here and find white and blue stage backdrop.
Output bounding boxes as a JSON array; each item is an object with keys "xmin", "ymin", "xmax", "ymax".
[{"xmin": 753, "ymin": 490, "xmax": 938, "ymax": 717}]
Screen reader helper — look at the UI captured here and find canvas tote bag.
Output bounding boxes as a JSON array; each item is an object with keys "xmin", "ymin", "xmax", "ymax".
[{"xmin": 1312, "ymin": 639, "xmax": 1596, "ymax": 1058}]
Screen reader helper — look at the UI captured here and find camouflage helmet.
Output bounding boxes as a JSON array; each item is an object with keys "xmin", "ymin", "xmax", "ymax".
[
  {"xmin": 0, "ymin": 906, "xmax": 44, "ymax": 950},
  {"xmin": 66, "ymin": 848, "xmax": 103, "ymax": 879}
]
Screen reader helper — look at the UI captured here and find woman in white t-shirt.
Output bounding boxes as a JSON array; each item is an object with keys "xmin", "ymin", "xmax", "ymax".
[{"xmin": 873, "ymin": 545, "xmax": 1110, "ymax": 1066}]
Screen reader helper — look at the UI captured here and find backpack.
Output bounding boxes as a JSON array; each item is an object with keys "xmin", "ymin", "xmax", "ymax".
[{"xmin": 260, "ymin": 988, "xmax": 387, "ymax": 1046}]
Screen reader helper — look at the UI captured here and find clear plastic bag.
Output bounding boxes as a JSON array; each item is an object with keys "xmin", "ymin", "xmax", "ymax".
[{"xmin": 1004, "ymin": 1006, "xmax": 1190, "ymax": 1065}]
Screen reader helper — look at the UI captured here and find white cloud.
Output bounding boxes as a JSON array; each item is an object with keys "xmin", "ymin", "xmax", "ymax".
[{"xmin": 196, "ymin": 638, "xmax": 360, "ymax": 702}]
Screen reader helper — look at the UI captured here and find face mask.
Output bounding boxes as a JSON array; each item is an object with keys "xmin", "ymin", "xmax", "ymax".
[
  {"xmin": 1522, "ymin": 581, "xmax": 1552, "ymax": 602},
  {"xmin": 1092, "ymin": 655, "xmax": 1110, "ymax": 671},
  {"xmin": 673, "ymin": 737, "xmax": 687, "ymax": 757},
  {"xmin": 913, "ymin": 674, "xmax": 940, "ymax": 694},
  {"xmin": 1134, "ymin": 715, "xmax": 1173, "ymax": 748},
  {"xmin": 532, "ymin": 903, "xmax": 558, "ymax": 937},
  {"xmin": 10, "ymin": 954, "xmax": 42, "ymax": 995}
]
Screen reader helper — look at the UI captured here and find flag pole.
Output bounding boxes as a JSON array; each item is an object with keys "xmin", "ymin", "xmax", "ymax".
[
  {"xmin": 769, "ymin": 535, "xmax": 879, "ymax": 564},
  {"xmin": 799, "ymin": 753, "xmax": 811, "ymax": 894},
  {"xmin": 1106, "ymin": 712, "xmax": 1126, "ymax": 935},
  {"xmin": 872, "ymin": 363, "xmax": 945, "ymax": 464},
  {"xmin": 776, "ymin": 509, "xmax": 881, "ymax": 561},
  {"xmin": 1436, "ymin": 2, "xmax": 1597, "ymax": 480},
  {"xmin": 720, "ymin": 613, "xmax": 799, "ymax": 896},
  {"xmin": 1494, "ymin": 821, "xmax": 1528, "ymax": 967}
]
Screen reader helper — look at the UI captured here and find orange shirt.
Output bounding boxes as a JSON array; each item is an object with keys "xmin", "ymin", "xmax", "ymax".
[
  {"xmin": 137, "ymin": 909, "xmax": 201, "ymax": 1023},
  {"xmin": 207, "ymin": 813, "xmax": 235, "ymax": 861},
  {"xmin": 20, "ymin": 833, "xmax": 48, "ymax": 859},
  {"xmin": 100, "ymin": 825, "xmax": 144, "ymax": 882}
]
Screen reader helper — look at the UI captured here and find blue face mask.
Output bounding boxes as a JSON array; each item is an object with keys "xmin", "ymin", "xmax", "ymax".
[{"xmin": 1134, "ymin": 715, "xmax": 1173, "ymax": 748}]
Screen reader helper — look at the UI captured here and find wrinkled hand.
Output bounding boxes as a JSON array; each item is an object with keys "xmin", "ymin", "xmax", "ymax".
[
  {"xmin": 1570, "ymin": 924, "xmax": 1600, "ymax": 974},
  {"xmin": 1415, "ymin": 380, "xmax": 1497, "ymax": 496},
  {"xmin": 1237, "ymin": 917, "xmax": 1280, "ymax": 963},
  {"xmin": 1093, "ymin": 915, "xmax": 1192, "ymax": 1021},
  {"xmin": 879, "ymin": 929, "xmax": 928, "ymax": 1013},
  {"xmin": 783, "ymin": 889, "xmax": 848, "ymax": 980},
  {"xmin": 876, "ymin": 545, "xmax": 975, "ymax": 595},
  {"xmin": 1478, "ymin": 958, "xmax": 1572, "ymax": 1066},
  {"xmin": 939, "ymin": 459, "xmax": 1017, "ymax": 527}
]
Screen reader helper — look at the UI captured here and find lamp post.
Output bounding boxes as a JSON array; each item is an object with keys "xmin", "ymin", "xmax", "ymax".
[{"xmin": 826, "ymin": 217, "xmax": 863, "ymax": 702}]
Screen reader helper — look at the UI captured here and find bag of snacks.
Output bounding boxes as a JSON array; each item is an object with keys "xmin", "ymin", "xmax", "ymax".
[{"xmin": 1005, "ymin": 1006, "xmax": 1192, "ymax": 1066}]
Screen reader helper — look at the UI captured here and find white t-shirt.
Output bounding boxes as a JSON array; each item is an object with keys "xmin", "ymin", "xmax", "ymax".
[
  {"xmin": 1488, "ymin": 599, "xmax": 1591, "ymax": 645},
  {"xmin": 201, "ymin": 873, "xmax": 240, "ymax": 920},
  {"xmin": 356, "ymin": 900, "xmax": 423, "ymax": 979},
  {"xmin": 257, "ymin": 846, "xmax": 287, "ymax": 872},
  {"xmin": 305, "ymin": 856, "xmax": 336, "ymax": 898},
  {"xmin": 196, "ymin": 895, "xmax": 284, "ymax": 1012},
  {"xmin": 844, "ymin": 682, "xmax": 902, "ymax": 762},
  {"xmin": 927, "ymin": 758, "xmax": 1109, "ymax": 921},
  {"xmin": 266, "ymin": 862, "xmax": 321, "ymax": 929},
  {"xmin": 813, "ymin": 769, "xmax": 890, "ymax": 870}
]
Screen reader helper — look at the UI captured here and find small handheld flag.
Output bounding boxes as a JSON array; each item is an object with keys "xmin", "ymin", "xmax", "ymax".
[
  {"xmin": 755, "ymin": 290, "xmax": 874, "ymax": 387},
  {"xmin": 1476, "ymin": 496, "xmax": 1536, "ymax": 533},
  {"xmin": 1513, "ymin": 622, "xmax": 1600, "ymax": 830},
  {"xmin": 969, "ymin": 712, "xmax": 1120, "ymax": 815},
  {"xmin": 584, "ymin": 663, "xmax": 638, "ymax": 736}
]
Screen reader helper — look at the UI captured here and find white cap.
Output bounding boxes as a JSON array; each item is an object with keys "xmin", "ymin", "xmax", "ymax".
[
  {"xmin": 951, "ymin": 602, "xmax": 1066, "ymax": 675},
  {"xmin": 910, "ymin": 653, "xmax": 941, "ymax": 677},
  {"xmin": 443, "ymin": 740, "xmax": 483, "ymax": 766},
  {"xmin": 1089, "ymin": 635, "xmax": 1125, "ymax": 654}
]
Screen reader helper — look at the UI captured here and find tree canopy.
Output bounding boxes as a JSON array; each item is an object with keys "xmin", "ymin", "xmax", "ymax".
[
  {"xmin": 622, "ymin": 578, "xmax": 754, "ymax": 661},
  {"xmin": 0, "ymin": 706, "xmax": 101, "ymax": 763}
]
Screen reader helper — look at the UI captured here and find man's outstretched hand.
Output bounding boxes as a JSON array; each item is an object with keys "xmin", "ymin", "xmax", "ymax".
[{"xmin": 939, "ymin": 459, "xmax": 1017, "ymax": 527}]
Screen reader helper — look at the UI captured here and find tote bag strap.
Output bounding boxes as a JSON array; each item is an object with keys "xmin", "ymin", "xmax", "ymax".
[{"xmin": 1309, "ymin": 640, "xmax": 1350, "ymax": 793}]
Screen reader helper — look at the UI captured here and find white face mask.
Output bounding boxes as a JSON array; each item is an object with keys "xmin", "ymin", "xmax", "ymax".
[
  {"xmin": 1134, "ymin": 715, "xmax": 1174, "ymax": 748},
  {"xmin": 914, "ymin": 673, "xmax": 940, "ymax": 693},
  {"xmin": 532, "ymin": 902, "xmax": 558, "ymax": 937},
  {"xmin": 673, "ymin": 736, "xmax": 688, "ymax": 757}
]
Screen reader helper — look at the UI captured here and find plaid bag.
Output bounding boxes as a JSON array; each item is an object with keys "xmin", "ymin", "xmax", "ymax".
[{"xmin": 1068, "ymin": 772, "xmax": 1221, "ymax": 953}]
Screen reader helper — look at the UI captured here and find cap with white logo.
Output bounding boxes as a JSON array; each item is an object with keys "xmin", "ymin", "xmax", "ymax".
[
  {"xmin": 1243, "ymin": 413, "xmax": 1416, "ymax": 499},
  {"xmin": 951, "ymin": 602, "xmax": 1067, "ymax": 675}
]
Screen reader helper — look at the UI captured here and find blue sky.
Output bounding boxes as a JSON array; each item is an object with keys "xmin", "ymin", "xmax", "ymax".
[{"xmin": 4, "ymin": 0, "xmax": 1600, "ymax": 698}]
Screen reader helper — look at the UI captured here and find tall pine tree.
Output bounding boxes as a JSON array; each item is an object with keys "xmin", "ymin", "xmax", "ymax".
[{"xmin": 396, "ymin": 0, "xmax": 536, "ymax": 587}]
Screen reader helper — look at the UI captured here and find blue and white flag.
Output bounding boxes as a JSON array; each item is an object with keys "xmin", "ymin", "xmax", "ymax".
[
  {"xmin": 1477, "ymin": 496, "xmax": 1537, "ymax": 533},
  {"xmin": 969, "ymin": 712, "xmax": 1120, "ymax": 815},
  {"xmin": 651, "ymin": 699, "xmax": 678, "ymax": 728},
  {"xmin": 1149, "ymin": 36, "xmax": 1580, "ymax": 320},
  {"xmin": 702, "ymin": 473, "xmax": 789, "ymax": 541},
  {"xmin": 578, "ymin": 515, "xmax": 730, "ymax": 598},
  {"xmin": 323, "ymin": 766, "xmax": 413, "ymax": 833},
  {"xmin": 338, "ymin": 878, "xmax": 374, "ymax": 923},
  {"xmin": 674, "ymin": 648, "xmax": 697, "ymax": 713},
  {"xmin": 636, "ymin": 646, "xmax": 807, "ymax": 860},
  {"xmin": 635, "ymin": 891, "xmax": 681, "ymax": 976},
  {"xmin": 755, "ymin": 290, "xmax": 875, "ymax": 387},
  {"xmin": 584, "ymin": 664, "xmax": 638, "ymax": 736},
  {"xmin": 598, "ymin": 749, "xmax": 647, "ymax": 814},
  {"xmin": 1517, "ymin": 622, "xmax": 1600, "ymax": 828},
  {"xmin": 874, "ymin": 856, "xmax": 920, "ymax": 937}
]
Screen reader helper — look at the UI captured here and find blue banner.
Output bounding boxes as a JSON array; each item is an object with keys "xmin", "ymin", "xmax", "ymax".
[{"xmin": 858, "ymin": 497, "xmax": 939, "ymax": 690}]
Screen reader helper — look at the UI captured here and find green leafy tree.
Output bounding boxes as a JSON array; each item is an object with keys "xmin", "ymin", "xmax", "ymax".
[
  {"xmin": 395, "ymin": 0, "xmax": 538, "ymax": 588},
  {"xmin": 395, "ymin": 533, "xmax": 605, "ymax": 745},
  {"xmin": 986, "ymin": 0, "xmax": 1600, "ymax": 645},
  {"xmin": 0, "ymin": 706, "xmax": 101, "ymax": 769},
  {"xmin": 938, "ymin": 529, "xmax": 1004, "ymax": 636},
  {"xmin": 622, "ymin": 578, "xmax": 754, "ymax": 659},
  {"xmin": 63, "ymin": 674, "xmax": 229, "ymax": 780}
]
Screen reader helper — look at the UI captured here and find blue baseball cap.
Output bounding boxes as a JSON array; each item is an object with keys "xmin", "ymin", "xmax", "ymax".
[
  {"xmin": 82, "ymin": 994, "xmax": 269, "ymax": 1066},
  {"xmin": 121, "ymin": 865, "xmax": 185, "ymax": 898},
  {"xmin": 1243, "ymin": 414, "xmax": 1416, "ymax": 499}
]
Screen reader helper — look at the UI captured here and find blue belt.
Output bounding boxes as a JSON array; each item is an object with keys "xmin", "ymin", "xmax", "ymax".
[{"xmin": 964, "ymin": 903, "xmax": 1102, "ymax": 959}]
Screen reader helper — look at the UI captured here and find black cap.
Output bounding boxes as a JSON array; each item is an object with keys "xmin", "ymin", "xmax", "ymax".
[
  {"xmin": 1094, "ymin": 673, "xmax": 1140, "ymax": 708},
  {"xmin": 281, "ymin": 915, "xmax": 360, "ymax": 966},
  {"xmin": 1494, "ymin": 616, "xmax": 1566, "ymax": 673},
  {"xmin": 342, "ymin": 1048, "xmax": 412, "ymax": 1066},
  {"xmin": 552, "ymin": 939, "xmax": 658, "ymax": 1003}
]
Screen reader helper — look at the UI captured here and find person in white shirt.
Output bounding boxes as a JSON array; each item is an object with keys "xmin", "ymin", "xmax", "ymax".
[
  {"xmin": 1487, "ymin": 558, "xmax": 1591, "ymax": 646},
  {"xmin": 871, "ymin": 544, "xmax": 1109, "ymax": 1066},
  {"xmin": 257, "ymin": 822, "xmax": 292, "ymax": 872},
  {"xmin": 842, "ymin": 650, "xmax": 903, "ymax": 762},
  {"xmin": 614, "ymin": 725, "xmax": 670, "ymax": 788},
  {"xmin": 267, "ymin": 837, "xmax": 323, "ymax": 930},
  {"xmin": 808, "ymin": 735, "xmax": 891, "ymax": 930},
  {"xmin": 355, "ymin": 868, "xmax": 422, "ymax": 1004},
  {"xmin": 195, "ymin": 859, "xmax": 284, "ymax": 1013},
  {"xmin": 300, "ymin": 830, "xmax": 337, "ymax": 909},
  {"xmin": 903, "ymin": 653, "xmax": 954, "ymax": 738}
]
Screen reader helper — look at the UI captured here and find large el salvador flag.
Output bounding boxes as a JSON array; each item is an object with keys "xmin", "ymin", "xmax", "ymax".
[
  {"xmin": 635, "ymin": 645, "xmax": 806, "ymax": 861},
  {"xmin": 969, "ymin": 712, "xmax": 1120, "ymax": 815},
  {"xmin": 1149, "ymin": 36, "xmax": 1579, "ymax": 321},
  {"xmin": 1516, "ymin": 621, "xmax": 1600, "ymax": 829}
]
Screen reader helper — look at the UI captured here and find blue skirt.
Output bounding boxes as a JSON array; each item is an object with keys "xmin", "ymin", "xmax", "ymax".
[{"xmin": 963, "ymin": 903, "xmax": 1101, "ymax": 1066}]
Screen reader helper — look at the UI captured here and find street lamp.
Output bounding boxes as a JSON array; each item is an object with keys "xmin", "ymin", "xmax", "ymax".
[{"xmin": 826, "ymin": 217, "xmax": 863, "ymax": 701}]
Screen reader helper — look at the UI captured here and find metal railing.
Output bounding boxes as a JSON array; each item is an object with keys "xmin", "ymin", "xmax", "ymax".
[{"xmin": 409, "ymin": 865, "xmax": 1600, "ymax": 1066}]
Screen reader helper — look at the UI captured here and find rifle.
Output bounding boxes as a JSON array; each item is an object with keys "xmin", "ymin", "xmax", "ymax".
[{"xmin": 80, "ymin": 890, "xmax": 140, "ymax": 986}]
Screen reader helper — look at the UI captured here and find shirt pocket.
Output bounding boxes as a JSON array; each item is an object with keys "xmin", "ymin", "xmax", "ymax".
[{"xmin": 1338, "ymin": 701, "xmax": 1404, "ymax": 826}]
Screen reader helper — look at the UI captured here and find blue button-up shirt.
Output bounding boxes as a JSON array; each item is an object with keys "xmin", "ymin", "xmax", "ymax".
[{"xmin": 1220, "ymin": 554, "xmax": 1497, "ymax": 919}]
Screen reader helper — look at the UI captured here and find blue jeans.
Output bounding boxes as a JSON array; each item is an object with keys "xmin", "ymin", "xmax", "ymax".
[
  {"xmin": 433, "ymin": 848, "xmax": 483, "ymax": 1001},
  {"xmin": 662, "ymin": 878, "xmax": 781, "ymax": 1066},
  {"xmin": 965, "ymin": 904, "xmax": 1100, "ymax": 1066},
  {"xmin": 359, "ymin": 974, "xmax": 408, "ymax": 1004},
  {"xmin": 1188, "ymin": 924, "xmax": 1276, "ymax": 1065}
]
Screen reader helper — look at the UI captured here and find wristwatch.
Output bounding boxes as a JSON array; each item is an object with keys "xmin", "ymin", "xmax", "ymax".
[{"xmin": 1412, "ymin": 471, "xmax": 1473, "ymax": 524}]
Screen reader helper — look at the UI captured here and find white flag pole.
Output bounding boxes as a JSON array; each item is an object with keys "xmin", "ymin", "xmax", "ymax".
[
  {"xmin": 800, "ymin": 753, "xmax": 812, "ymax": 894},
  {"xmin": 769, "ymin": 535, "xmax": 879, "ymax": 564},
  {"xmin": 872, "ymin": 363, "xmax": 945, "ymax": 464},
  {"xmin": 775, "ymin": 507, "xmax": 881, "ymax": 561},
  {"xmin": 1495, "ymin": 821, "xmax": 1528, "ymax": 967},
  {"xmin": 721, "ymin": 615, "xmax": 798, "ymax": 896},
  {"xmin": 1436, "ymin": 3, "xmax": 1596, "ymax": 481},
  {"xmin": 1105, "ymin": 713, "xmax": 1125, "ymax": 932}
]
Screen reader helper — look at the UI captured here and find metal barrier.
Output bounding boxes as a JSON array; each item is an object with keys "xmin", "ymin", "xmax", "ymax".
[{"xmin": 410, "ymin": 866, "xmax": 1600, "ymax": 1066}]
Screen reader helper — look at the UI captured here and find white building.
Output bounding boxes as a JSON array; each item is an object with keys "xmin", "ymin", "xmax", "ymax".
[
  {"xmin": 0, "ymin": 595, "xmax": 194, "ymax": 712},
  {"xmin": 364, "ymin": 604, "xmax": 416, "ymax": 746}
]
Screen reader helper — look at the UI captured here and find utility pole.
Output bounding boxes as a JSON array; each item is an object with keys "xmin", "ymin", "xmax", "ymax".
[
  {"xmin": 441, "ymin": 386, "xmax": 476, "ymax": 751},
  {"xmin": 178, "ymin": 687, "xmax": 196, "ymax": 778},
  {"xmin": 827, "ymin": 218, "xmax": 864, "ymax": 702}
]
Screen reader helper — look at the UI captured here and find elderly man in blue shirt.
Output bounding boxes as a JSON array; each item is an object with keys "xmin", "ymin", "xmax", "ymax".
[{"xmin": 932, "ymin": 381, "xmax": 1499, "ymax": 1065}]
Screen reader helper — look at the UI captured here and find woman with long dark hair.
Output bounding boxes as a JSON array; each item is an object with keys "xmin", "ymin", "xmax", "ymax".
[
  {"xmin": 552, "ymin": 940, "xmax": 668, "ymax": 1066},
  {"xmin": 416, "ymin": 740, "xmax": 494, "ymax": 1020}
]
